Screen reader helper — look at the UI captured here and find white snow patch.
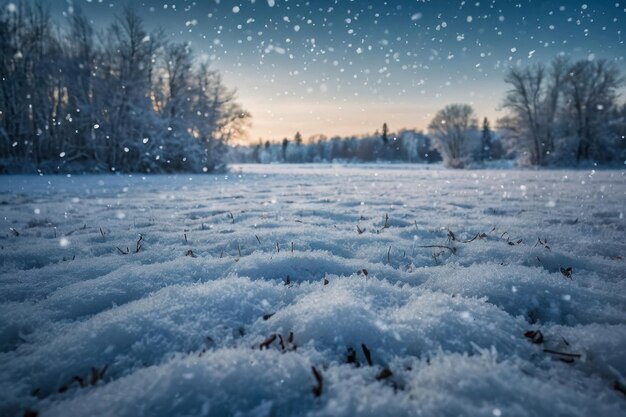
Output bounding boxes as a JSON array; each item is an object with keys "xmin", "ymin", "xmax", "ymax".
[{"xmin": 0, "ymin": 165, "xmax": 624, "ymax": 416}]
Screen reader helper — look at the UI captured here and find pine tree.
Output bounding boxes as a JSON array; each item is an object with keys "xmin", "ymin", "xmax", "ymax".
[
  {"xmin": 382, "ymin": 123, "xmax": 389, "ymax": 145},
  {"xmin": 294, "ymin": 131, "xmax": 303, "ymax": 145},
  {"xmin": 282, "ymin": 138, "xmax": 289, "ymax": 161},
  {"xmin": 481, "ymin": 117, "xmax": 492, "ymax": 161}
]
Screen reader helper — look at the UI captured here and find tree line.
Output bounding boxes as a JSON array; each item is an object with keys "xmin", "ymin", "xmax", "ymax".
[
  {"xmin": 228, "ymin": 130, "xmax": 443, "ymax": 164},
  {"xmin": 232, "ymin": 56, "xmax": 625, "ymax": 168},
  {"xmin": 0, "ymin": 1, "xmax": 249, "ymax": 173},
  {"xmin": 228, "ymin": 118, "xmax": 506, "ymax": 165}
]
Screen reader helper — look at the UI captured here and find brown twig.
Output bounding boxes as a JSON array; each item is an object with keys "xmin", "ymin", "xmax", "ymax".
[{"xmin": 311, "ymin": 366, "xmax": 323, "ymax": 397}]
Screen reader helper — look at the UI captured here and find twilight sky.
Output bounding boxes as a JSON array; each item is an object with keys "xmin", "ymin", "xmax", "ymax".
[{"xmin": 46, "ymin": 0, "xmax": 625, "ymax": 143}]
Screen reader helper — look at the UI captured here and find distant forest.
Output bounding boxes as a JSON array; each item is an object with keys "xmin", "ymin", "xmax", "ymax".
[
  {"xmin": 227, "ymin": 122, "xmax": 503, "ymax": 166},
  {"xmin": 0, "ymin": 1, "xmax": 249, "ymax": 174},
  {"xmin": 232, "ymin": 56, "xmax": 626, "ymax": 168}
]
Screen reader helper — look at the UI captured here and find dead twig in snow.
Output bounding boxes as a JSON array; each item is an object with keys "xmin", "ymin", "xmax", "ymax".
[
  {"xmin": 524, "ymin": 330, "xmax": 544, "ymax": 344},
  {"xmin": 259, "ymin": 334, "xmax": 277, "ymax": 350},
  {"xmin": 361, "ymin": 343, "xmax": 373, "ymax": 366},
  {"xmin": 560, "ymin": 266, "xmax": 573, "ymax": 279},
  {"xmin": 311, "ymin": 366, "xmax": 323, "ymax": 397},
  {"xmin": 134, "ymin": 234, "xmax": 143, "ymax": 253}
]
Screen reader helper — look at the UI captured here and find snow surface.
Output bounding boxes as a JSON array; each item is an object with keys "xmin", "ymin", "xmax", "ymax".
[{"xmin": 1, "ymin": 164, "xmax": 625, "ymax": 417}]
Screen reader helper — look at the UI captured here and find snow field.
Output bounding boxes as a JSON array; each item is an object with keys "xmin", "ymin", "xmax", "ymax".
[{"xmin": 0, "ymin": 164, "xmax": 625, "ymax": 416}]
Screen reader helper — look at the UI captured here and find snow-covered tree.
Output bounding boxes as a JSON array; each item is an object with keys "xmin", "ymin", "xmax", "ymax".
[
  {"xmin": 500, "ymin": 57, "xmax": 623, "ymax": 165},
  {"xmin": 0, "ymin": 2, "xmax": 248, "ymax": 173},
  {"xmin": 562, "ymin": 59, "xmax": 623, "ymax": 162},
  {"xmin": 428, "ymin": 104, "xmax": 478, "ymax": 168}
]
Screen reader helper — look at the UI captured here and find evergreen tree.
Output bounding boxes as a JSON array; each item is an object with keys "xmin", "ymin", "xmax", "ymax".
[
  {"xmin": 282, "ymin": 138, "xmax": 289, "ymax": 161},
  {"xmin": 381, "ymin": 123, "xmax": 389, "ymax": 145},
  {"xmin": 294, "ymin": 131, "xmax": 303, "ymax": 145},
  {"xmin": 481, "ymin": 117, "xmax": 492, "ymax": 161}
]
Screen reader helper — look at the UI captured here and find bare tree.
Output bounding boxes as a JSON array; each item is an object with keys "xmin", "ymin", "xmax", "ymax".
[
  {"xmin": 562, "ymin": 59, "xmax": 623, "ymax": 161},
  {"xmin": 501, "ymin": 57, "xmax": 623, "ymax": 165},
  {"xmin": 501, "ymin": 64, "xmax": 548, "ymax": 165},
  {"xmin": 0, "ymin": 1, "xmax": 248, "ymax": 173},
  {"xmin": 428, "ymin": 104, "xmax": 478, "ymax": 168}
]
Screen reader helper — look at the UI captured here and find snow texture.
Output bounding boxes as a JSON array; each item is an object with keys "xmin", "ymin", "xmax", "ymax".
[{"xmin": 1, "ymin": 164, "xmax": 625, "ymax": 417}]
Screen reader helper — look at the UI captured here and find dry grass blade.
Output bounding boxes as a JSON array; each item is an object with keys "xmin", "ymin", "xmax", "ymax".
[
  {"xmin": 383, "ymin": 213, "xmax": 390, "ymax": 229},
  {"xmin": 135, "ymin": 234, "xmax": 143, "ymax": 253},
  {"xmin": 560, "ymin": 266, "xmax": 573, "ymax": 279},
  {"xmin": 614, "ymin": 381, "xmax": 626, "ymax": 397},
  {"xmin": 58, "ymin": 365, "xmax": 108, "ymax": 393},
  {"xmin": 542, "ymin": 348, "xmax": 581, "ymax": 358},
  {"xmin": 534, "ymin": 237, "xmax": 550, "ymax": 251},
  {"xmin": 116, "ymin": 246, "xmax": 129, "ymax": 255},
  {"xmin": 259, "ymin": 334, "xmax": 277, "ymax": 350},
  {"xmin": 524, "ymin": 330, "xmax": 544, "ymax": 344},
  {"xmin": 276, "ymin": 332, "xmax": 297, "ymax": 352},
  {"xmin": 376, "ymin": 367, "xmax": 393, "ymax": 381},
  {"xmin": 346, "ymin": 347, "xmax": 359, "ymax": 366},
  {"xmin": 90, "ymin": 365, "xmax": 108, "ymax": 385},
  {"xmin": 361, "ymin": 343, "xmax": 373, "ymax": 366},
  {"xmin": 311, "ymin": 366, "xmax": 323, "ymax": 397},
  {"xmin": 459, "ymin": 232, "xmax": 488, "ymax": 243}
]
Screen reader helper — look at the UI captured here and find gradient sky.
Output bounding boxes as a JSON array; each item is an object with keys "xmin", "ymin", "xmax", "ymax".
[{"xmin": 45, "ymin": 0, "xmax": 626, "ymax": 143}]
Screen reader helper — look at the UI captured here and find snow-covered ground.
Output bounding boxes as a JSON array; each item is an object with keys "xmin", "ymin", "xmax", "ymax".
[{"xmin": 1, "ymin": 164, "xmax": 625, "ymax": 417}]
